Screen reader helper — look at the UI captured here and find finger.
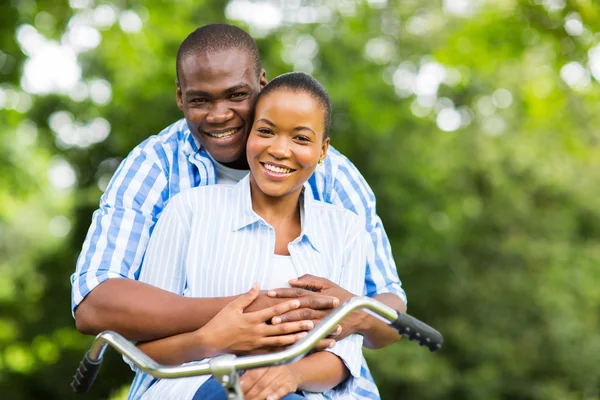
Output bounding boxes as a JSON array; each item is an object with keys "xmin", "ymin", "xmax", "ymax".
[
  {"xmin": 250, "ymin": 368, "xmax": 285, "ymax": 400},
  {"xmin": 264, "ymin": 320, "xmax": 314, "ymax": 336},
  {"xmin": 326, "ymin": 324, "xmax": 343, "ymax": 337},
  {"xmin": 313, "ymin": 338, "xmax": 336, "ymax": 351},
  {"xmin": 227, "ymin": 283, "xmax": 260, "ymax": 312},
  {"xmin": 267, "ymin": 287, "xmax": 311, "ymax": 298},
  {"xmin": 267, "ymin": 385, "xmax": 295, "ymax": 400},
  {"xmin": 251, "ymin": 299, "xmax": 301, "ymax": 322},
  {"xmin": 260, "ymin": 331, "xmax": 307, "ymax": 348},
  {"xmin": 245, "ymin": 368, "xmax": 278, "ymax": 399},
  {"xmin": 240, "ymin": 368, "xmax": 268, "ymax": 394},
  {"xmin": 272, "ymin": 309, "xmax": 328, "ymax": 325},
  {"xmin": 288, "ymin": 274, "xmax": 325, "ymax": 291}
]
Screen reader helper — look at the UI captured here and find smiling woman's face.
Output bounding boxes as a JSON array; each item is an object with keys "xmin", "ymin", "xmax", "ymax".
[{"xmin": 247, "ymin": 88, "xmax": 329, "ymax": 199}]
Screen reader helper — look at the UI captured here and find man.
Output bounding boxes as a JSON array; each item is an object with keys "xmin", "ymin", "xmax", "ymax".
[{"xmin": 71, "ymin": 24, "xmax": 406, "ymax": 399}]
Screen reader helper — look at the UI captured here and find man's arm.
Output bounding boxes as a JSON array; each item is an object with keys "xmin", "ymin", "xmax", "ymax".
[
  {"xmin": 75, "ymin": 279, "xmax": 335, "ymax": 342},
  {"xmin": 270, "ymin": 276, "xmax": 405, "ymax": 348}
]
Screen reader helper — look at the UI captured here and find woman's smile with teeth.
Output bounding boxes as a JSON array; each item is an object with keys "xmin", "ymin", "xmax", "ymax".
[
  {"xmin": 206, "ymin": 128, "xmax": 237, "ymax": 138},
  {"xmin": 262, "ymin": 163, "xmax": 294, "ymax": 174}
]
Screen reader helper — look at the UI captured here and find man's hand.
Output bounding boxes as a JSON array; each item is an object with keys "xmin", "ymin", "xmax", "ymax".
[
  {"xmin": 267, "ymin": 274, "xmax": 366, "ymax": 340},
  {"xmin": 240, "ymin": 366, "xmax": 299, "ymax": 400},
  {"xmin": 243, "ymin": 285, "xmax": 341, "ymax": 350},
  {"xmin": 200, "ymin": 284, "xmax": 315, "ymax": 355}
]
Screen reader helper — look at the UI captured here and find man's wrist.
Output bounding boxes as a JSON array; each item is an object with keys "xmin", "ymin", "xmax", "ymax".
[{"xmin": 354, "ymin": 310, "xmax": 373, "ymax": 336}]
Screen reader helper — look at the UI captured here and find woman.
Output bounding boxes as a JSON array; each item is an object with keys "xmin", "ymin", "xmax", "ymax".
[{"xmin": 131, "ymin": 72, "xmax": 369, "ymax": 400}]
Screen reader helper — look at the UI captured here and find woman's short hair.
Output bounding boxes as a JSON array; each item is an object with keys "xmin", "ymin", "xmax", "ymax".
[{"xmin": 256, "ymin": 72, "xmax": 332, "ymax": 139}]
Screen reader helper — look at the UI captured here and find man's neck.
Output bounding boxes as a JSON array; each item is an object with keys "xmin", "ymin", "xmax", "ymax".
[{"xmin": 220, "ymin": 157, "xmax": 249, "ymax": 170}]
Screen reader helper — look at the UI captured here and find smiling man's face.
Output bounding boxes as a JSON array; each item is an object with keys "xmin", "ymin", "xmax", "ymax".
[{"xmin": 177, "ymin": 48, "xmax": 266, "ymax": 168}]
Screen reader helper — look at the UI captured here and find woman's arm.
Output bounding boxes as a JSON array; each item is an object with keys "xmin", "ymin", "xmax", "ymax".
[
  {"xmin": 136, "ymin": 286, "xmax": 313, "ymax": 364},
  {"xmin": 289, "ymin": 351, "xmax": 348, "ymax": 392},
  {"xmin": 241, "ymin": 351, "xmax": 349, "ymax": 400}
]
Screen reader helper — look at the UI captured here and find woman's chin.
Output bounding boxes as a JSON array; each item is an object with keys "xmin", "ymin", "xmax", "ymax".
[{"xmin": 254, "ymin": 181, "xmax": 298, "ymax": 199}]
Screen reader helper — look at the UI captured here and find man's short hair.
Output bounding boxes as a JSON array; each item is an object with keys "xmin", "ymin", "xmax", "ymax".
[{"xmin": 176, "ymin": 23, "xmax": 262, "ymax": 83}]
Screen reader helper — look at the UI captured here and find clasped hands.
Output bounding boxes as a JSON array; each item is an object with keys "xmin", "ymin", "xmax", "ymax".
[{"xmin": 198, "ymin": 274, "xmax": 361, "ymax": 400}]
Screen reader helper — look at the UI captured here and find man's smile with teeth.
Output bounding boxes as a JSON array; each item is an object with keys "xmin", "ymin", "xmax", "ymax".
[
  {"xmin": 206, "ymin": 128, "xmax": 238, "ymax": 138},
  {"xmin": 262, "ymin": 162, "xmax": 294, "ymax": 174}
]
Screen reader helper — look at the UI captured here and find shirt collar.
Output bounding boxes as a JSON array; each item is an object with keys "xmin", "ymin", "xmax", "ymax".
[
  {"xmin": 181, "ymin": 121, "xmax": 201, "ymax": 156},
  {"xmin": 231, "ymin": 175, "xmax": 322, "ymax": 252}
]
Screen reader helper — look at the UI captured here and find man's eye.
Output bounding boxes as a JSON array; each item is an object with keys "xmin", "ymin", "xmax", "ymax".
[
  {"xmin": 190, "ymin": 98, "xmax": 208, "ymax": 104},
  {"xmin": 230, "ymin": 93, "xmax": 248, "ymax": 100}
]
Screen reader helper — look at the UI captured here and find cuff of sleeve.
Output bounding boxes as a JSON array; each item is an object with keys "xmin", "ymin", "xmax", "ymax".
[
  {"xmin": 315, "ymin": 333, "xmax": 363, "ymax": 396},
  {"xmin": 71, "ymin": 270, "xmax": 128, "ymax": 316},
  {"xmin": 367, "ymin": 283, "xmax": 407, "ymax": 307}
]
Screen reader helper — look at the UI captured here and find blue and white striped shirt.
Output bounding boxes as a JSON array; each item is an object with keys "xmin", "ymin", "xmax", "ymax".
[
  {"xmin": 71, "ymin": 118, "xmax": 405, "ymax": 399},
  {"xmin": 132, "ymin": 175, "xmax": 366, "ymax": 399}
]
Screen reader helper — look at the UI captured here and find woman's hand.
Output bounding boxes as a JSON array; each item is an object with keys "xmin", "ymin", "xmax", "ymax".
[
  {"xmin": 199, "ymin": 284, "xmax": 314, "ymax": 355},
  {"xmin": 240, "ymin": 366, "xmax": 299, "ymax": 400}
]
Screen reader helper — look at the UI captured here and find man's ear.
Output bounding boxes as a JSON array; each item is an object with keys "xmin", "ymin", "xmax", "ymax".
[
  {"xmin": 176, "ymin": 82, "xmax": 183, "ymax": 111},
  {"xmin": 259, "ymin": 69, "xmax": 268, "ymax": 89}
]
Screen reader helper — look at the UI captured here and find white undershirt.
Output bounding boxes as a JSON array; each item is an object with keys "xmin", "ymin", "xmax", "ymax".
[
  {"xmin": 207, "ymin": 152, "xmax": 249, "ymax": 184},
  {"xmin": 207, "ymin": 153, "xmax": 296, "ymax": 288},
  {"xmin": 268, "ymin": 254, "xmax": 297, "ymax": 289}
]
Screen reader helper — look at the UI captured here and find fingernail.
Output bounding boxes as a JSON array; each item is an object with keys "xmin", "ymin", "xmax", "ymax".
[
  {"xmin": 305, "ymin": 321, "xmax": 314, "ymax": 329},
  {"xmin": 333, "ymin": 298, "xmax": 340, "ymax": 306},
  {"xmin": 272, "ymin": 317, "xmax": 281, "ymax": 324},
  {"xmin": 329, "ymin": 340, "xmax": 336, "ymax": 348},
  {"xmin": 289, "ymin": 278, "xmax": 297, "ymax": 282},
  {"xmin": 292, "ymin": 300, "xmax": 300, "ymax": 308},
  {"xmin": 337, "ymin": 326, "xmax": 342, "ymax": 334},
  {"xmin": 298, "ymin": 332, "xmax": 308, "ymax": 338},
  {"xmin": 268, "ymin": 290, "xmax": 276, "ymax": 297}
]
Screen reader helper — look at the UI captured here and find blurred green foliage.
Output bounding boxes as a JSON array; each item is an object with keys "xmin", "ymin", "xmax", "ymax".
[{"xmin": 1, "ymin": 0, "xmax": 600, "ymax": 399}]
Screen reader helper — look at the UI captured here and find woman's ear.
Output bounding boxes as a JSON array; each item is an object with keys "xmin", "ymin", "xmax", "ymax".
[{"xmin": 320, "ymin": 137, "xmax": 330, "ymax": 161}]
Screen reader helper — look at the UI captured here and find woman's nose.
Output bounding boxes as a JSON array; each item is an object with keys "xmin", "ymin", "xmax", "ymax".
[{"xmin": 268, "ymin": 136, "xmax": 291, "ymax": 159}]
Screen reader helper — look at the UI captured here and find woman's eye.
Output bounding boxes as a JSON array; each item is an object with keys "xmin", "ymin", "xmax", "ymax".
[
  {"xmin": 295, "ymin": 135, "xmax": 311, "ymax": 142},
  {"xmin": 257, "ymin": 128, "xmax": 273, "ymax": 135}
]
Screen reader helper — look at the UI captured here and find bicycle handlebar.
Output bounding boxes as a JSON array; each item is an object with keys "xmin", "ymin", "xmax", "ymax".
[{"xmin": 71, "ymin": 296, "xmax": 443, "ymax": 393}]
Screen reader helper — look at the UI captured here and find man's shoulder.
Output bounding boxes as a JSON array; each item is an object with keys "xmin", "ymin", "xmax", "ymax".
[
  {"xmin": 129, "ymin": 119, "xmax": 189, "ymax": 159},
  {"xmin": 319, "ymin": 145, "xmax": 365, "ymax": 181}
]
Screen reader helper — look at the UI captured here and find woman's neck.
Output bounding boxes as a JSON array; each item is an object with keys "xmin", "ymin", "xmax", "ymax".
[{"xmin": 249, "ymin": 175, "xmax": 302, "ymax": 227}]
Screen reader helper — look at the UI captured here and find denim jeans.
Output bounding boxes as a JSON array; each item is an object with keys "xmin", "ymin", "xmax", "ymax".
[{"xmin": 192, "ymin": 376, "xmax": 305, "ymax": 400}]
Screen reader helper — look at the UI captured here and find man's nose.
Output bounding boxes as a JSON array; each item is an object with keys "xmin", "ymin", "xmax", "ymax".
[
  {"xmin": 268, "ymin": 136, "xmax": 292, "ymax": 159},
  {"xmin": 206, "ymin": 102, "xmax": 234, "ymax": 124}
]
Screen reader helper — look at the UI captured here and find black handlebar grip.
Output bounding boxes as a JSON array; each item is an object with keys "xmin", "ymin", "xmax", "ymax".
[
  {"xmin": 70, "ymin": 351, "xmax": 104, "ymax": 393},
  {"xmin": 390, "ymin": 312, "xmax": 443, "ymax": 352}
]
